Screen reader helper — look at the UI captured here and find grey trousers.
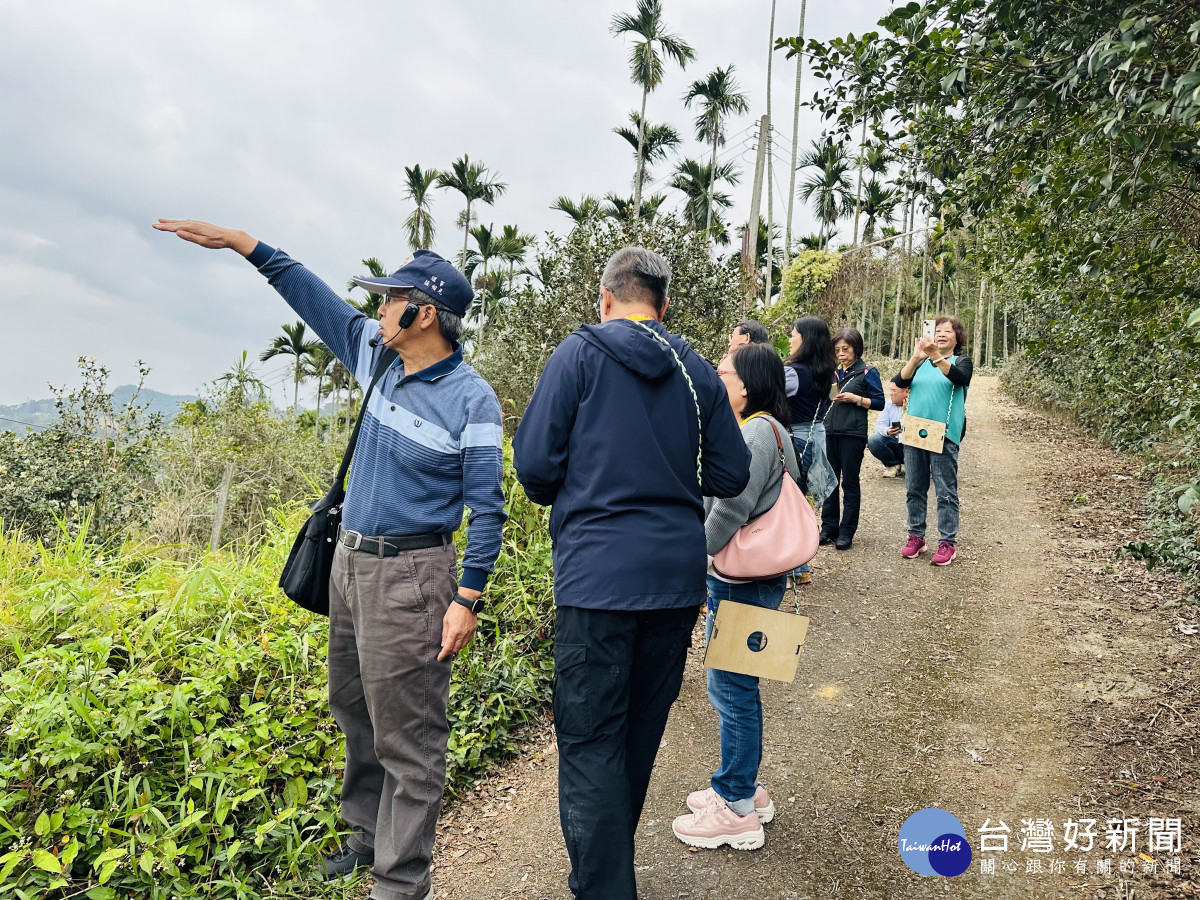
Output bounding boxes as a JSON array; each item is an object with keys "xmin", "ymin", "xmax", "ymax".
[
  {"xmin": 902, "ymin": 439, "xmax": 961, "ymax": 545},
  {"xmin": 328, "ymin": 540, "xmax": 457, "ymax": 900}
]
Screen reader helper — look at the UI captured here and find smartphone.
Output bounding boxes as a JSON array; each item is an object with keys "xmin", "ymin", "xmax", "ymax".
[{"xmin": 922, "ymin": 319, "xmax": 936, "ymax": 340}]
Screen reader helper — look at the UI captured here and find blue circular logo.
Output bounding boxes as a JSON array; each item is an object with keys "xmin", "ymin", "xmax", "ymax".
[{"xmin": 897, "ymin": 808, "xmax": 972, "ymax": 877}]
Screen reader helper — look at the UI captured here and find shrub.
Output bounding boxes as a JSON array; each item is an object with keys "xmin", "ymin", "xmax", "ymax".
[
  {"xmin": 474, "ymin": 215, "xmax": 744, "ymax": 416},
  {"xmin": 0, "ymin": 445, "xmax": 555, "ymax": 900},
  {"xmin": 778, "ymin": 250, "xmax": 842, "ymax": 316},
  {"xmin": 0, "ymin": 359, "xmax": 163, "ymax": 546},
  {"xmin": 151, "ymin": 385, "xmax": 343, "ymax": 551}
]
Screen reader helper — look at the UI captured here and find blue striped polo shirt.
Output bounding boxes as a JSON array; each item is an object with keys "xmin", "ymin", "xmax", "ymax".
[{"xmin": 247, "ymin": 243, "xmax": 507, "ymax": 592}]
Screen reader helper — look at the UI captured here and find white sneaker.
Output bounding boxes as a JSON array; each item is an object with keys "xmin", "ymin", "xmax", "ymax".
[
  {"xmin": 685, "ymin": 784, "xmax": 774, "ymax": 823},
  {"xmin": 673, "ymin": 792, "xmax": 765, "ymax": 850}
]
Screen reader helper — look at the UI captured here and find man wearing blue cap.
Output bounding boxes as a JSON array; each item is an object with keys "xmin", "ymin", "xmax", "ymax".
[{"xmin": 154, "ymin": 219, "xmax": 506, "ymax": 900}]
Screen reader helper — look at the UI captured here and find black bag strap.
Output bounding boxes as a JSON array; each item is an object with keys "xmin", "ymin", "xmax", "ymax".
[{"xmin": 330, "ymin": 349, "xmax": 397, "ymax": 494}]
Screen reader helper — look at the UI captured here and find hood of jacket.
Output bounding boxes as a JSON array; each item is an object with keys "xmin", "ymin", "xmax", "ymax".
[{"xmin": 574, "ymin": 319, "xmax": 678, "ymax": 381}]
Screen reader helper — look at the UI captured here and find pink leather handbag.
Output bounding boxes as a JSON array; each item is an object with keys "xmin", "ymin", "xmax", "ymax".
[{"xmin": 711, "ymin": 418, "xmax": 820, "ymax": 580}]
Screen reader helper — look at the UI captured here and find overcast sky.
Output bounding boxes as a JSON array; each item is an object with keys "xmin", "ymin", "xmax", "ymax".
[{"xmin": 0, "ymin": 0, "xmax": 888, "ymax": 407}]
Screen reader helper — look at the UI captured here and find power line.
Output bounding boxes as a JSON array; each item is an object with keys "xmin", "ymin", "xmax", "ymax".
[
  {"xmin": 639, "ymin": 133, "xmax": 759, "ymax": 197},
  {"xmin": 0, "ymin": 415, "xmax": 50, "ymax": 432}
]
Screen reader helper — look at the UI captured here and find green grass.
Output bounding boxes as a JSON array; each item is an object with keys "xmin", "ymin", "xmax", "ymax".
[{"xmin": 0, "ymin": 452, "xmax": 556, "ymax": 899}]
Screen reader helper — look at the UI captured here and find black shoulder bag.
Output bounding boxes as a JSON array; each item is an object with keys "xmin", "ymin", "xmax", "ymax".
[{"xmin": 279, "ymin": 349, "xmax": 397, "ymax": 616}]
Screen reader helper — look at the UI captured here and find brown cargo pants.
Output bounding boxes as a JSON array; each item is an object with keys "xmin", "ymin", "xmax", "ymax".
[{"xmin": 327, "ymin": 539, "xmax": 457, "ymax": 900}]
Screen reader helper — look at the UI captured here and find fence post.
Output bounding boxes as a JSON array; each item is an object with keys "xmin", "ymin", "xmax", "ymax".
[{"xmin": 209, "ymin": 461, "xmax": 235, "ymax": 553}]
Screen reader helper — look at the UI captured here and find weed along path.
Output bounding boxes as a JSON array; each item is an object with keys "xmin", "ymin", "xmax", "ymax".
[{"xmin": 426, "ymin": 376, "xmax": 1199, "ymax": 900}]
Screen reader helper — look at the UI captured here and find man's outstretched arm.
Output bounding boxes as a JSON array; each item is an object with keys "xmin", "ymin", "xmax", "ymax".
[
  {"xmin": 153, "ymin": 218, "xmax": 371, "ymax": 375},
  {"xmin": 153, "ymin": 218, "xmax": 258, "ymax": 255}
]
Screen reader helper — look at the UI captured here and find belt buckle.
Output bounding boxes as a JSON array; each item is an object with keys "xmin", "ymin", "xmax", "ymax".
[{"xmin": 343, "ymin": 529, "xmax": 364, "ymax": 551}]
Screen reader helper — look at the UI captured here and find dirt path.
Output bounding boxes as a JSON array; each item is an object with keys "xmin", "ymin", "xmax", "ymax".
[{"xmin": 428, "ymin": 377, "xmax": 1200, "ymax": 900}]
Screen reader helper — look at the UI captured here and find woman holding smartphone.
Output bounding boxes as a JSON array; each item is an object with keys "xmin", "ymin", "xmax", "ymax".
[{"xmin": 894, "ymin": 316, "xmax": 973, "ymax": 565}]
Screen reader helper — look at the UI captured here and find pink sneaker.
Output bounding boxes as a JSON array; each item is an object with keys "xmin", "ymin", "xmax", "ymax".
[
  {"xmin": 931, "ymin": 541, "xmax": 956, "ymax": 566},
  {"xmin": 900, "ymin": 536, "xmax": 926, "ymax": 558},
  {"xmin": 672, "ymin": 793, "xmax": 765, "ymax": 850},
  {"xmin": 686, "ymin": 785, "xmax": 775, "ymax": 823}
]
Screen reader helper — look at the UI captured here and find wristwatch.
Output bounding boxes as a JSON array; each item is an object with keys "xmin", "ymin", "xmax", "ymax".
[{"xmin": 453, "ymin": 592, "xmax": 485, "ymax": 614}]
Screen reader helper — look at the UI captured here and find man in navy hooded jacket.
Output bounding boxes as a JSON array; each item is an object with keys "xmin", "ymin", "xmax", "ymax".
[{"xmin": 513, "ymin": 246, "xmax": 750, "ymax": 900}]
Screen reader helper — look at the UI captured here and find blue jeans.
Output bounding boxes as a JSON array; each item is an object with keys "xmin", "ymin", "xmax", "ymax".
[
  {"xmin": 903, "ymin": 439, "xmax": 961, "ymax": 544},
  {"xmin": 704, "ymin": 575, "xmax": 786, "ymax": 811},
  {"xmin": 867, "ymin": 432, "xmax": 904, "ymax": 467}
]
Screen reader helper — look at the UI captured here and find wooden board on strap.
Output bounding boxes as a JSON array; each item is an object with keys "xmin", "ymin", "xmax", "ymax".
[
  {"xmin": 704, "ymin": 600, "xmax": 810, "ymax": 683},
  {"xmin": 899, "ymin": 414, "xmax": 947, "ymax": 453}
]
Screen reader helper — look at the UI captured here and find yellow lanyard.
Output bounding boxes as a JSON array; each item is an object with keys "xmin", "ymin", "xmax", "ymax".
[
  {"xmin": 624, "ymin": 314, "xmax": 654, "ymax": 321},
  {"xmin": 740, "ymin": 411, "xmax": 767, "ymax": 428}
]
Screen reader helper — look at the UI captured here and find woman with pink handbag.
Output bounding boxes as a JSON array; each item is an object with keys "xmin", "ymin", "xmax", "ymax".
[{"xmin": 672, "ymin": 342, "xmax": 807, "ymax": 852}]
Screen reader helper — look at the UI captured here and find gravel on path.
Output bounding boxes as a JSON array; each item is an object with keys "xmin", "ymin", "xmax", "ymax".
[{"xmin": 423, "ymin": 376, "xmax": 1199, "ymax": 900}]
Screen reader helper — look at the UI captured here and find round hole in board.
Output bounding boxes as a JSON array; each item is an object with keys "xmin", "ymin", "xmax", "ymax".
[
  {"xmin": 918, "ymin": 428, "xmax": 929, "ymax": 438},
  {"xmin": 747, "ymin": 631, "xmax": 768, "ymax": 653}
]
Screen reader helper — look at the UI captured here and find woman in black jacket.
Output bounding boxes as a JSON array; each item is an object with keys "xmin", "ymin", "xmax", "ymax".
[{"xmin": 821, "ymin": 327, "xmax": 885, "ymax": 550}]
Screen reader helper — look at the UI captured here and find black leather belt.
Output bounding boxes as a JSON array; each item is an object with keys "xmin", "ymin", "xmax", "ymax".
[{"xmin": 337, "ymin": 526, "xmax": 447, "ymax": 557}]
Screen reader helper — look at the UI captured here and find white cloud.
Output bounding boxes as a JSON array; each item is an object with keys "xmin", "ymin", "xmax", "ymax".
[{"xmin": 0, "ymin": 0, "xmax": 887, "ymax": 403}]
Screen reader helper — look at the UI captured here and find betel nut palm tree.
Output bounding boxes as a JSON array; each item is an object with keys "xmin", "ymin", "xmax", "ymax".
[
  {"xmin": 602, "ymin": 192, "xmax": 666, "ymax": 224},
  {"xmin": 495, "ymin": 224, "xmax": 536, "ymax": 294},
  {"xmin": 843, "ymin": 39, "xmax": 884, "ymax": 246},
  {"xmin": 437, "ymin": 155, "xmax": 507, "ymax": 269},
  {"xmin": 859, "ymin": 179, "xmax": 900, "ymax": 245},
  {"xmin": 464, "ymin": 223, "xmax": 499, "ymax": 285},
  {"xmin": 669, "ymin": 157, "xmax": 740, "ymax": 243},
  {"xmin": 798, "ymin": 137, "xmax": 853, "ymax": 249},
  {"xmin": 613, "ymin": 112, "xmax": 681, "ymax": 193},
  {"xmin": 550, "ymin": 195, "xmax": 603, "ymax": 225},
  {"xmin": 402, "ymin": 164, "xmax": 439, "ymax": 251},
  {"xmin": 346, "ymin": 257, "xmax": 389, "ymax": 319},
  {"xmin": 683, "ymin": 64, "xmax": 750, "ymax": 237},
  {"xmin": 260, "ymin": 320, "xmax": 319, "ymax": 415},
  {"xmin": 610, "ymin": 0, "xmax": 695, "ymax": 219},
  {"xmin": 302, "ymin": 342, "xmax": 336, "ymax": 438}
]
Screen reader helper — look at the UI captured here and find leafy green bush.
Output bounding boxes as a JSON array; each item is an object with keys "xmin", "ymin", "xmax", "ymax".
[
  {"xmin": 0, "ymin": 446, "xmax": 555, "ymax": 900},
  {"xmin": 0, "ymin": 359, "xmax": 163, "ymax": 546},
  {"xmin": 778, "ymin": 250, "xmax": 842, "ymax": 315},
  {"xmin": 151, "ymin": 383, "xmax": 343, "ymax": 551},
  {"xmin": 797, "ymin": 0, "xmax": 1200, "ymax": 597},
  {"xmin": 474, "ymin": 215, "xmax": 744, "ymax": 415}
]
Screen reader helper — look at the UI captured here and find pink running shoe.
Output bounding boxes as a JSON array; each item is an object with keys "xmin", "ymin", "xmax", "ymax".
[
  {"xmin": 672, "ymin": 793, "xmax": 765, "ymax": 850},
  {"xmin": 900, "ymin": 536, "xmax": 926, "ymax": 559},
  {"xmin": 931, "ymin": 541, "xmax": 956, "ymax": 566},
  {"xmin": 686, "ymin": 785, "xmax": 775, "ymax": 823}
]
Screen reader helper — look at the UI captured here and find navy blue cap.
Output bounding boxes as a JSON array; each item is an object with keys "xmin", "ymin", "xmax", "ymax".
[{"xmin": 351, "ymin": 250, "xmax": 473, "ymax": 316}]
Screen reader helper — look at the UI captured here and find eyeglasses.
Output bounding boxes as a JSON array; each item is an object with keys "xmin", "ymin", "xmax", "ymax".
[{"xmin": 716, "ymin": 368, "xmax": 737, "ymax": 378}]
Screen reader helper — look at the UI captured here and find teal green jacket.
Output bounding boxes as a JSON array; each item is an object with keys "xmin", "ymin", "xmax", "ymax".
[{"xmin": 896, "ymin": 356, "xmax": 973, "ymax": 445}]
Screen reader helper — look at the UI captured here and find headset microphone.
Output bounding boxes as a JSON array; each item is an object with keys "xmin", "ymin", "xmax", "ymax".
[{"xmin": 368, "ymin": 302, "xmax": 422, "ymax": 348}]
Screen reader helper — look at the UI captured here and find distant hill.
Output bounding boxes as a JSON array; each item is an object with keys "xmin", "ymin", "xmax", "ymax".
[{"xmin": 0, "ymin": 386, "xmax": 197, "ymax": 433}]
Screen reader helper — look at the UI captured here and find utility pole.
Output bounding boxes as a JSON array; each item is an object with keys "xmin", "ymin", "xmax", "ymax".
[
  {"xmin": 742, "ymin": 114, "xmax": 769, "ymax": 312},
  {"xmin": 764, "ymin": 0, "xmax": 778, "ymax": 304},
  {"xmin": 783, "ymin": 0, "xmax": 808, "ymax": 270}
]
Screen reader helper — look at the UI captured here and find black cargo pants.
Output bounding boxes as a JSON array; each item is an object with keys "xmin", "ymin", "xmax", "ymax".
[{"xmin": 552, "ymin": 603, "xmax": 700, "ymax": 900}]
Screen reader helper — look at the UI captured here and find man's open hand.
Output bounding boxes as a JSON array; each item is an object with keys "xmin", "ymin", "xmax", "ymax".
[
  {"xmin": 153, "ymin": 219, "xmax": 257, "ymax": 256},
  {"xmin": 439, "ymin": 597, "xmax": 479, "ymax": 661}
]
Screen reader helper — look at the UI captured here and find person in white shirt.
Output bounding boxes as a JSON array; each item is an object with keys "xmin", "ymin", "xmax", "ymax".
[{"xmin": 868, "ymin": 377, "xmax": 908, "ymax": 476}]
